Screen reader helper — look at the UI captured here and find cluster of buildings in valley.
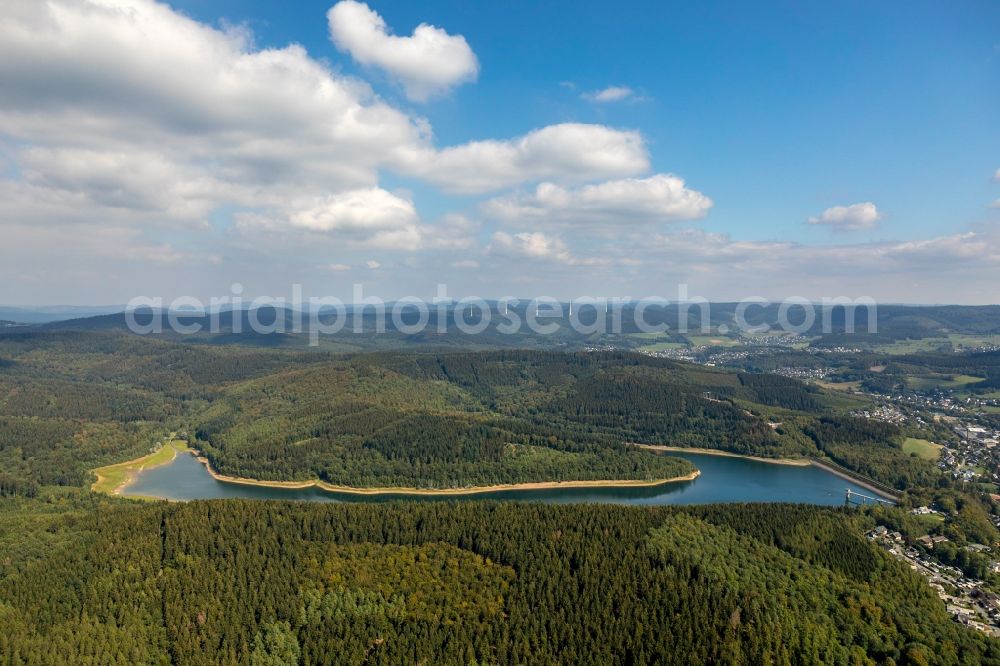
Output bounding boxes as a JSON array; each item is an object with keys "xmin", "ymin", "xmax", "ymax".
[
  {"xmin": 744, "ymin": 335, "xmax": 809, "ymax": 347},
  {"xmin": 899, "ymin": 385, "xmax": 1000, "ymax": 412},
  {"xmin": 856, "ymin": 388, "xmax": 961, "ymax": 411},
  {"xmin": 771, "ymin": 366, "xmax": 832, "ymax": 380},
  {"xmin": 838, "ymin": 378, "xmax": 1000, "ymax": 485},
  {"xmin": 624, "ymin": 335, "xmax": 864, "ymax": 365},
  {"xmin": 850, "ymin": 406, "xmax": 1000, "ymax": 486},
  {"xmin": 633, "ymin": 346, "xmax": 703, "ymax": 362},
  {"xmin": 850, "ymin": 405, "xmax": 908, "ymax": 425},
  {"xmin": 868, "ymin": 526, "xmax": 1000, "ymax": 636},
  {"xmin": 636, "ymin": 341, "xmax": 866, "ymax": 368},
  {"xmin": 638, "ymin": 345, "xmax": 790, "ymax": 367},
  {"xmin": 939, "ymin": 423, "xmax": 1000, "ymax": 485},
  {"xmin": 812, "ymin": 345, "xmax": 866, "ymax": 354}
]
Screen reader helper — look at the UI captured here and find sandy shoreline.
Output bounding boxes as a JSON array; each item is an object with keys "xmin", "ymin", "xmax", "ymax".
[
  {"xmin": 632, "ymin": 444, "xmax": 812, "ymax": 467},
  {"xmin": 184, "ymin": 453, "xmax": 700, "ymax": 495},
  {"xmin": 92, "ymin": 443, "xmax": 184, "ymax": 495}
]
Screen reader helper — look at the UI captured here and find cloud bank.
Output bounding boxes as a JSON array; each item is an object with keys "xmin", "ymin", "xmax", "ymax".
[
  {"xmin": 0, "ymin": 0, "xmax": 995, "ymax": 304},
  {"xmin": 0, "ymin": 0, "xmax": 653, "ymax": 261}
]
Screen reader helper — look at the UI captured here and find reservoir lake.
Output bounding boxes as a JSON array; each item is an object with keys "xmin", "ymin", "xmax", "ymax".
[{"xmin": 123, "ymin": 451, "xmax": 879, "ymax": 505}]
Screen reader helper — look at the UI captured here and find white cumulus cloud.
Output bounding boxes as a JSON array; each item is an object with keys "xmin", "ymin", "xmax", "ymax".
[
  {"xmin": 234, "ymin": 188, "xmax": 422, "ymax": 251},
  {"xmin": 0, "ymin": 0, "xmax": 660, "ymax": 279},
  {"xmin": 807, "ymin": 202, "xmax": 882, "ymax": 232},
  {"xmin": 397, "ymin": 123, "xmax": 649, "ymax": 194},
  {"xmin": 327, "ymin": 0, "xmax": 478, "ymax": 101},
  {"xmin": 483, "ymin": 174, "xmax": 713, "ymax": 226},
  {"xmin": 0, "ymin": 0, "xmax": 425, "ymax": 219}
]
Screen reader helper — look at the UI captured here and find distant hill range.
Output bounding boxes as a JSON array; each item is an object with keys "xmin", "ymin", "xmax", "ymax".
[
  {"xmin": 4, "ymin": 302, "xmax": 1000, "ymax": 351},
  {"xmin": 0, "ymin": 305, "xmax": 125, "ymax": 324}
]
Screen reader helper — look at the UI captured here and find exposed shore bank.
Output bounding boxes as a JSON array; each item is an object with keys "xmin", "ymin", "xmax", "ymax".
[{"xmin": 114, "ymin": 450, "xmax": 701, "ymax": 497}]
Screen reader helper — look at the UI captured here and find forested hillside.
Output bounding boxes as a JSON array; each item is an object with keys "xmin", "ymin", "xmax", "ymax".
[
  {"xmin": 0, "ymin": 329, "xmax": 990, "ymax": 664},
  {"xmin": 0, "ymin": 330, "xmax": 936, "ymax": 491},
  {"xmin": 190, "ymin": 350, "xmax": 936, "ymax": 489},
  {"xmin": 193, "ymin": 350, "xmax": 799, "ymax": 486},
  {"xmin": 0, "ymin": 498, "xmax": 996, "ymax": 665},
  {"xmin": 0, "ymin": 331, "xmax": 332, "ymax": 496}
]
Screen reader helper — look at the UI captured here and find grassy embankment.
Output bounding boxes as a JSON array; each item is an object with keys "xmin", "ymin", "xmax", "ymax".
[{"xmin": 91, "ymin": 438, "xmax": 189, "ymax": 495}]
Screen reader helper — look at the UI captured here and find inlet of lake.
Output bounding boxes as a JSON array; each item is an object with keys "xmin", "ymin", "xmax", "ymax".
[{"xmin": 123, "ymin": 451, "xmax": 882, "ymax": 506}]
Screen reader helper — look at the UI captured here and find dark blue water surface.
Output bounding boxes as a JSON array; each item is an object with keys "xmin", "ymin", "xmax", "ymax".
[{"xmin": 124, "ymin": 451, "xmax": 878, "ymax": 505}]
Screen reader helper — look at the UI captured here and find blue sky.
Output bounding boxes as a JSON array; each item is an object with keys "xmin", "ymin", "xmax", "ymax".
[
  {"xmin": 0, "ymin": 0, "xmax": 998, "ymax": 304},
  {"xmin": 168, "ymin": 0, "xmax": 1000, "ymax": 243}
]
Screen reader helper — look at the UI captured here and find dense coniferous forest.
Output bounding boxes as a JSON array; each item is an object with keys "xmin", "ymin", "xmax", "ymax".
[
  {"xmin": 0, "ymin": 331, "xmax": 331, "ymax": 495},
  {"xmin": 0, "ymin": 326, "xmax": 996, "ymax": 663},
  {"xmin": 190, "ymin": 348, "xmax": 931, "ymax": 489},
  {"xmin": 162, "ymin": 343, "xmax": 937, "ymax": 490},
  {"xmin": 0, "ymin": 330, "xmax": 938, "ymax": 491},
  {"xmin": 1, "ymin": 497, "xmax": 998, "ymax": 665}
]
